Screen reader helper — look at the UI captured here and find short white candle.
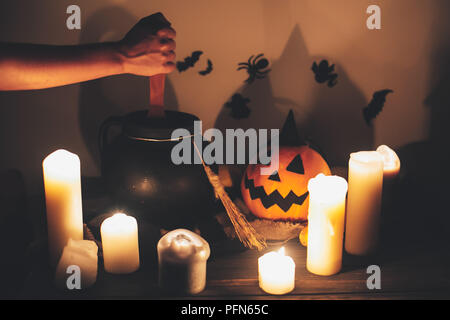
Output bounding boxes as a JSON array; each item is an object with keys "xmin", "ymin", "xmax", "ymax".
[
  {"xmin": 157, "ymin": 229, "xmax": 210, "ymax": 294},
  {"xmin": 54, "ymin": 239, "xmax": 98, "ymax": 290},
  {"xmin": 100, "ymin": 213, "xmax": 140, "ymax": 274},
  {"xmin": 345, "ymin": 151, "xmax": 384, "ymax": 255},
  {"xmin": 307, "ymin": 174, "xmax": 348, "ymax": 276},
  {"xmin": 258, "ymin": 247, "xmax": 295, "ymax": 295},
  {"xmin": 43, "ymin": 149, "xmax": 84, "ymax": 266}
]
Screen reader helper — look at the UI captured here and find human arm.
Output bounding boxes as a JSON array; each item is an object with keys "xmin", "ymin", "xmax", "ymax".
[{"xmin": 0, "ymin": 12, "xmax": 176, "ymax": 91}]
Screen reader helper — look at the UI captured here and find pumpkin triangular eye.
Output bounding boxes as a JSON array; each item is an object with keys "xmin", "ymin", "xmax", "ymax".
[
  {"xmin": 268, "ymin": 171, "xmax": 281, "ymax": 182},
  {"xmin": 286, "ymin": 154, "xmax": 304, "ymax": 174}
]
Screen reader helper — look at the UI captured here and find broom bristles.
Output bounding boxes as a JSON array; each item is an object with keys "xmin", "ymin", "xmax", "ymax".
[
  {"xmin": 203, "ymin": 165, "xmax": 267, "ymax": 251},
  {"xmin": 193, "ymin": 141, "xmax": 266, "ymax": 250}
]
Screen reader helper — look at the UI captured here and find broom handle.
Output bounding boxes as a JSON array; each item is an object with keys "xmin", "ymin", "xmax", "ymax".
[{"xmin": 148, "ymin": 73, "xmax": 166, "ymax": 118}]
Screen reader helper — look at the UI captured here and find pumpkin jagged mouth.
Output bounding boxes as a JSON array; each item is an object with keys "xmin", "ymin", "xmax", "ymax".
[{"xmin": 244, "ymin": 173, "xmax": 309, "ymax": 212}]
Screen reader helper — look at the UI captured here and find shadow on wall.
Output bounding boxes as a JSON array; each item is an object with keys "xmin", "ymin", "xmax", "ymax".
[
  {"xmin": 78, "ymin": 6, "xmax": 179, "ymax": 172},
  {"xmin": 390, "ymin": 0, "xmax": 450, "ymax": 244},
  {"xmin": 214, "ymin": 24, "xmax": 372, "ymax": 167},
  {"xmin": 305, "ymin": 59, "xmax": 372, "ymax": 166},
  {"xmin": 397, "ymin": 0, "xmax": 450, "ymax": 178},
  {"xmin": 425, "ymin": 0, "xmax": 450, "ymax": 159}
]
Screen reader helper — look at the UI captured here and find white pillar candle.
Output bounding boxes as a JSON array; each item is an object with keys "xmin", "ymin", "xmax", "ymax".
[
  {"xmin": 43, "ymin": 149, "xmax": 84, "ymax": 266},
  {"xmin": 306, "ymin": 174, "xmax": 348, "ymax": 276},
  {"xmin": 376, "ymin": 145, "xmax": 401, "ymax": 180},
  {"xmin": 100, "ymin": 213, "xmax": 140, "ymax": 274},
  {"xmin": 258, "ymin": 247, "xmax": 295, "ymax": 295},
  {"xmin": 157, "ymin": 229, "xmax": 210, "ymax": 294},
  {"xmin": 345, "ymin": 151, "xmax": 384, "ymax": 255}
]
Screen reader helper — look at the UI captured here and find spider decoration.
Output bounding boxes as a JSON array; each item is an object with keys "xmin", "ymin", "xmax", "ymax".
[
  {"xmin": 311, "ymin": 60, "xmax": 338, "ymax": 87},
  {"xmin": 237, "ymin": 54, "xmax": 271, "ymax": 84},
  {"xmin": 225, "ymin": 93, "xmax": 251, "ymax": 119}
]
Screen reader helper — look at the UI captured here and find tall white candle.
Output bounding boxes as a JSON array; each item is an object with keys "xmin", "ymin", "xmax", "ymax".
[
  {"xmin": 101, "ymin": 213, "xmax": 140, "ymax": 274},
  {"xmin": 345, "ymin": 151, "xmax": 384, "ymax": 255},
  {"xmin": 258, "ymin": 247, "xmax": 295, "ymax": 295},
  {"xmin": 307, "ymin": 174, "xmax": 348, "ymax": 276},
  {"xmin": 157, "ymin": 229, "xmax": 210, "ymax": 294},
  {"xmin": 43, "ymin": 149, "xmax": 84, "ymax": 266}
]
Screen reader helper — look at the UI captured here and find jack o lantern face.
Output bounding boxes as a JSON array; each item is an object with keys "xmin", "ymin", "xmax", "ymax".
[{"xmin": 241, "ymin": 146, "xmax": 331, "ymax": 221}]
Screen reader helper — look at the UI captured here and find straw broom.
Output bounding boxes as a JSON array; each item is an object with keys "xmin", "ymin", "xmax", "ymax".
[{"xmin": 193, "ymin": 143, "xmax": 267, "ymax": 251}]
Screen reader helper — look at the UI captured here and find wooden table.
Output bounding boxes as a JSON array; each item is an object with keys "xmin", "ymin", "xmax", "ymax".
[
  {"xmin": 5, "ymin": 175, "xmax": 450, "ymax": 300},
  {"xmin": 19, "ymin": 238, "xmax": 450, "ymax": 300}
]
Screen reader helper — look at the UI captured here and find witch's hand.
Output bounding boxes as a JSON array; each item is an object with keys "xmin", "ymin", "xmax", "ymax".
[{"xmin": 117, "ymin": 12, "xmax": 176, "ymax": 76}]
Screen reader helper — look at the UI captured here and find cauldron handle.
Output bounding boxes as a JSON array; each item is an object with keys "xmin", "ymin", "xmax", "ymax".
[{"xmin": 98, "ymin": 116, "xmax": 123, "ymax": 154}]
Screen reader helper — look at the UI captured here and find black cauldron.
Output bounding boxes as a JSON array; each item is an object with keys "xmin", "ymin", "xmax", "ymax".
[{"xmin": 99, "ymin": 110, "xmax": 217, "ymax": 228}]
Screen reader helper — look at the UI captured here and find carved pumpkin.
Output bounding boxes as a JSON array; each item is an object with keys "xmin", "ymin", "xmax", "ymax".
[{"xmin": 241, "ymin": 146, "xmax": 331, "ymax": 221}]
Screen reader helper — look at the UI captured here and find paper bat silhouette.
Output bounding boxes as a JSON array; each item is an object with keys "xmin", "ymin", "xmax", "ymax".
[
  {"xmin": 311, "ymin": 60, "xmax": 338, "ymax": 87},
  {"xmin": 225, "ymin": 93, "xmax": 251, "ymax": 119},
  {"xmin": 363, "ymin": 89, "xmax": 394, "ymax": 125},
  {"xmin": 176, "ymin": 51, "xmax": 203, "ymax": 72},
  {"xmin": 198, "ymin": 59, "xmax": 213, "ymax": 76}
]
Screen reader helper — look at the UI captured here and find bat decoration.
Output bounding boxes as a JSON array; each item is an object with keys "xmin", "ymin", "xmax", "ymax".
[
  {"xmin": 225, "ymin": 93, "xmax": 251, "ymax": 119},
  {"xmin": 363, "ymin": 89, "xmax": 394, "ymax": 125},
  {"xmin": 176, "ymin": 51, "xmax": 203, "ymax": 72},
  {"xmin": 311, "ymin": 60, "xmax": 338, "ymax": 87},
  {"xmin": 198, "ymin": 59, "xmax": 213, "ymax": 76},
  {"xmin": 237, "ymin": 54, "xmax": 271, "ymax": 84}
]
